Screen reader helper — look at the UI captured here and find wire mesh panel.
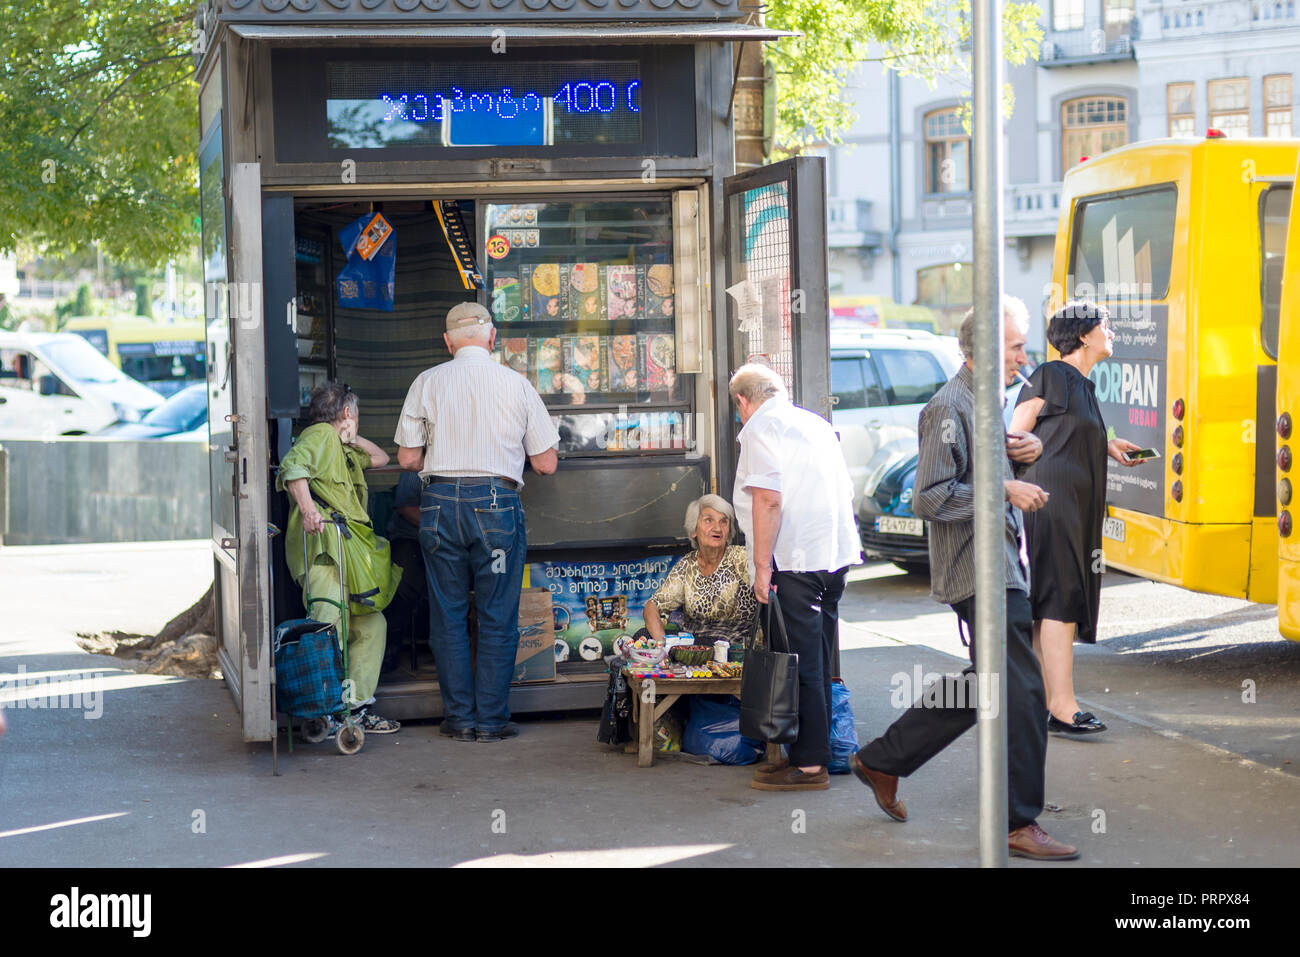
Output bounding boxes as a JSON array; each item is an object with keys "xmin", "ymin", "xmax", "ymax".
[
  {"xmin": 718, "ymin": 156, "xmax": 828, "ymax": 490},
  {"xmin": 728, "ymin": 181, "xmax": 795, "ymax": 393}
]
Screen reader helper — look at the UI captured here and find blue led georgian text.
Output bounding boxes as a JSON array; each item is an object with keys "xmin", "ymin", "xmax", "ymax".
[{"xmin": 378, "ymin": 80, "xmax": 640, "ymax": 125}]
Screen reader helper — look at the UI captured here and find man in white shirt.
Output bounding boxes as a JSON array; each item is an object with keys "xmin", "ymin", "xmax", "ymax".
[
  {"xmin": 730, "ymin": 363, "xmax": 862, "ymax": 791},
  {"xmin": 395, "ymin": 302, "xmax": 559, "ymax": 742}
]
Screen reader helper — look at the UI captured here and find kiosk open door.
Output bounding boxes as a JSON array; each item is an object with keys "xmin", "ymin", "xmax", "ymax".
[
  {"xmin": 721, "ymin": 155, "xmax": 831, "ymax": 470},
  {"xmin": 209, "ymin": 162, "xmax": 275, "ymax": 742},
  {"xmin": 722, "ymin": 156, "xmax": 838, "ymax": 670}
]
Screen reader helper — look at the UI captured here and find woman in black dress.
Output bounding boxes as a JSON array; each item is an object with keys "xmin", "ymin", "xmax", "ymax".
[{"xmin": 1010, "ymin": 301, "xmax": 1144, "ymax": 735}]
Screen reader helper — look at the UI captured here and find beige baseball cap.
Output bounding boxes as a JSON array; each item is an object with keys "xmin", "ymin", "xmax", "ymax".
[{"xmin": 446, "ymin": 301, "xmax": 492, "ymax": 332}]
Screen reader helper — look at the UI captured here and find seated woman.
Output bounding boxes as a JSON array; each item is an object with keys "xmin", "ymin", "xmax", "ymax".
[
  {"xmin": 643, "ymin": 495, "xmax": 758, "ymax": 648},
  {"xmin": 276, "ymin": 382, "xmax": 401, "ymax": 735}
]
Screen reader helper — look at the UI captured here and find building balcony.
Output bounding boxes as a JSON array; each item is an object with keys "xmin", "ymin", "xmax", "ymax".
[
  {"xmin": 829, "ymin": 183, "xmax": 1063, "ymax": 250},
  {"xmin": 1039, "ymin": 15, "xmax": 1140, "ymax": 66},
  {"xmin": 1250, "ymin": 0, "xmax": 1299, "ymax": 24},
  {"xmin": 12, "ymin": 276, "xmax": 82, "ymax": 302},
  {"xmin": 827, "ymin": 197, "xmax": 883, "ymax": 250},
  {"xmin": 1139, "ymin": 0, "xmax": 1297, "ymax": 39},
  {"xmin": 1005, "ymin": 182, "xmax": 1064, "ymax": 238},
  {"xmin": 920, "ymin": 192, "xmax": 973, "ymax": 229}
]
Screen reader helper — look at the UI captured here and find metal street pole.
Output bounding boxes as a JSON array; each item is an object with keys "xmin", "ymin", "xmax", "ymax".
[{"xmin": 971, "ymin": 0, "xmax": 1009, "ymax": 868}]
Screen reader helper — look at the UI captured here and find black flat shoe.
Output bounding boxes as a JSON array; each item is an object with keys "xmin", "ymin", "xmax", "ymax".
[{"xmin": 1048, "ymin": 711, "xmax": 1107, "ymax": 734}]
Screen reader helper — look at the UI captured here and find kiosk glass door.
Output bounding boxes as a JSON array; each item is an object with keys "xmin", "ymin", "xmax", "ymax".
[{"xmin": 481, "ymin": 197, "xmax": 691, "ymax": 456}]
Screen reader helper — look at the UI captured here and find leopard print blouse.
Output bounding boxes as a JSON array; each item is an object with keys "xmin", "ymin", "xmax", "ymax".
[{"xmin": 650, "ymin": 545, "xmax": 759, "ymax": 646}]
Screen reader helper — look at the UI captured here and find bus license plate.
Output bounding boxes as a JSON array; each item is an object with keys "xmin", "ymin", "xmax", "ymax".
[
  {"xmin": 876, "ymin": 517, "xmax": 924, "ymax": 537},
  {"xmin": 1102, "ymin": 517, "xmax": 1126, "ymax": 542}
]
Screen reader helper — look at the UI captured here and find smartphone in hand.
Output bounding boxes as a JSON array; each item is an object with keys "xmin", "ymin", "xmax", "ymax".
[{"xmin": 1124, "ymin": 447, "xmax": 1161, "ymax": 462}]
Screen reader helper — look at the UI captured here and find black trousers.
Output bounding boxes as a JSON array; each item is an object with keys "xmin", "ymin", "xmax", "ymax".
[
  {"xmin": 857, "ymin": 588, "xmax": 1047, "ymax": 830},
  {"xmin": 770, "ymin": 567, "xmax": 847, "ymax": 768},
  {"xmin": 382, "ymin": 537, "xmax": 429, "ymax": 672}
]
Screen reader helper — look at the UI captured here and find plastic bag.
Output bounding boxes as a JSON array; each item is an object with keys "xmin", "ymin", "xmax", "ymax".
[
  {"xmin": 337, "ymin": 213, "xmax": 396, "ymax": 311},
  {"xmin": 683, "ymin": 696, "xmax": 764, "ymax": 765},
  {"xmin": 828, "ymin": 678, "xmax": 859, "ymax": 774},
  {"xmin": 655, "ymin": 709, "xmax": 684, "ymax": 753}
]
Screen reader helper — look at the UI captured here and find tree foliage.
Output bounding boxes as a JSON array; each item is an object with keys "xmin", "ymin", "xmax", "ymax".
[
  {"xmin": 765, "ymin": 0, "xmax": 1045, "ymax": 155},
  {"xmin": 0, "ymin": 1, "xmax": 198, "ymax": 268}
]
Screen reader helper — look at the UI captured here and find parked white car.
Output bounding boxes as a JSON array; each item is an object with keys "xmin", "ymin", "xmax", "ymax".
[
  {"xmin": 831, "ymin": 328, "xmax": 963, "ymax": 510},
  {"xmin": 0, "ymin": 331, "xmax": 164, "ymax": 439}
]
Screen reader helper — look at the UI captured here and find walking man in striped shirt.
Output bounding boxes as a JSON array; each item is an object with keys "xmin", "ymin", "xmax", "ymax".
[
  {"xmin": 851, "ymin": 298, "xmax": 1081, "ymax": 860},
  {"xmin": 395, "ymin": 302, "xmax": 559, "ymax": 742}
]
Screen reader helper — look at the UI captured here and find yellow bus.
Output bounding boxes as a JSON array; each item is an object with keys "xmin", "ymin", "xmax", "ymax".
[
  {"xmin": 64, "ymin": 317, "xmax": 206, "ymax": 398},
  {"xmin": 829, "ymin": 295, "xmax": 942, "ymax": 334},
  {"xmin": 1273, "ymin": 157, "xmax": 1300, "ymax": 639},
  {"xmin": 1051, "ymin": 137, "xmax": 1298, "ymax": 605}
]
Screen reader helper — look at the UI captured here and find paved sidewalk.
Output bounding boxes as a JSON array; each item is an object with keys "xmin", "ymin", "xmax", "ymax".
[{"xmin": 2, "ymin": 542, "xmax": 1297, "ymax": 867}]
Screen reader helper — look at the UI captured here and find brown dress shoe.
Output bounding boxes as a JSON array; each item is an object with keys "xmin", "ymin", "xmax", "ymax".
[
  {"xmin": 749, "ymin": 765, "xmax": 830, "ymax": 791},
  {"xmin": 1008, "ymin": 823, "xmax": 1080, "ymax": 861},
  {"xmin": 850, "ymin": 752, "xmax": 907, "ymax": 822}
]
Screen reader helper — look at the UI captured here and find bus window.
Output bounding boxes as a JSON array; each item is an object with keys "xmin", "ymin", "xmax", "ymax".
[
  {"xmin": 1068, "ymin": 187, "xmax": 1177, "ymax": 301},
  {"xmin": 1261, "ymin": 185, "xmax": 1291, "ymax": 360}
]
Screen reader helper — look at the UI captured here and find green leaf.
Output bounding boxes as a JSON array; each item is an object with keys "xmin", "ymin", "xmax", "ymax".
[
  {"xmin": 764, "ymin": 0, "xmax": 1044, "ymax": 157},
  {"xmin": 0, "ymin": 0, "xmax": 199, "ymax": 266}
]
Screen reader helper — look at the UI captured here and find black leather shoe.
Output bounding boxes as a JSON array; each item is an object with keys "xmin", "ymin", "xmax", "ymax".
[
  {"xmin": 1048, "ymin": 711, "xmax": 1107, "ymax": 734},
  {"xmin": 477, "ymin": 722, "xmax": 520, "ymax": 742},
  {"xmin": 439, "ymin": 722, "xmax": 476, "ymax": 742}
]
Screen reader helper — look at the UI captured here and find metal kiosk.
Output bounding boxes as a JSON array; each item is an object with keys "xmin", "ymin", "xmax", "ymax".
[{"xmin": 193, "ymin": 0, "xmax": 832, "ymax": 743}]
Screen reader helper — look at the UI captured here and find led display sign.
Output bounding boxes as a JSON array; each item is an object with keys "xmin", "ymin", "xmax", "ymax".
[{"xmin": 326, "ymin": 61, "xmax": 643, "ymax": 148}]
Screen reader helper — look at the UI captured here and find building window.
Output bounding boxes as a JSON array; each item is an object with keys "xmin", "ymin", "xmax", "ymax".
[
  {"xmin": 1209, "ymin": 77, "xmax": 1250, "ymax": 137},
  {"xmin": 1168, "ymin": 83, "xmax": 1195, "ymax": 137},
  {"xmin": 1266, "ymin": 75, "xmax": 1293, "ymax": 138},
  {"xmin": 1261, "ymin": 186, "xmax": 1291, "ymax": 360},
  {"xmin": 1062, "ymin": 96, "xmax": 1129, "ymax": 176},
  {"xmin": 924, "ymin": 108, "xmax": 970, "ymax": 194},
  {"xmin": 916, "ymin": 263, "xmax": 973, "ymax": 315},
  {"xmin": 1105, "ymin": 0, "xmax": 1135, "ymax": 43},
  {"xmin": 1054, "ymin": 0, "xmax": 1085, "ymax": 31}
]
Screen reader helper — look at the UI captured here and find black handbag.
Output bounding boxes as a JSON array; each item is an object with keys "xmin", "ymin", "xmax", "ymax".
[
  {"xmin": 739, "ymin": 589, "xmax": 800, "ymax": 744},
  {"xmin": 596, "ymin": 668, "xmax": 633, "ymax": 746}
]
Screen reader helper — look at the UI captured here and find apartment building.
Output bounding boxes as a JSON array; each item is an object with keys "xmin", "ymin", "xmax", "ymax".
[{"xmin": 826, "ymin": 0, "xmax": 1300, "ymax": 349}]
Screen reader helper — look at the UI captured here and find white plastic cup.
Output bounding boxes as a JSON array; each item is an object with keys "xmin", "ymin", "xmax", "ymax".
[{"xmin": 713, "ymin": 640, "xmax": 730, "ymax": 663}]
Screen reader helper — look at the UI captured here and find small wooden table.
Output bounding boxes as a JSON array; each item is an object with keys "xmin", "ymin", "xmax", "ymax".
[{"xmin": 622, "ymin": 669, "xmax": 781, "ymax": 768}]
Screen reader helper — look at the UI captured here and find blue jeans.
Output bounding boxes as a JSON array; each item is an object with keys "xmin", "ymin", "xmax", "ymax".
[{"xmin": 419, "ymin": 478, "xmax": 526, "ymax": 733}]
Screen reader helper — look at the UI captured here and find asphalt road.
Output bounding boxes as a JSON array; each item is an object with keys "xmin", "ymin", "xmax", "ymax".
[
  {"xmin": 1, "ymin": 542, "xmax": 1297, "ymax": 869},
  {"xmin": 838, "ymin": 561, "xmax": 1300, "ymax": 776}
]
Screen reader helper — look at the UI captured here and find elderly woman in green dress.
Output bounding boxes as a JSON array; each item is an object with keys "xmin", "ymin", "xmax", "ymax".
[
  {"xmin": 643, "ymin": 494, "xmax": 758, "ymax": 647},
  {"xmin": 277, "ymin": 382, "xmax": 401, "ymax": 735}
]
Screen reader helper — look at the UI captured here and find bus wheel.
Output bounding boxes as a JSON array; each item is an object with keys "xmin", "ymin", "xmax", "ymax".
[
  {"xmin": 336, "ymin": 722, "xmax": 364, "ymax": 755},
  {"xmin": 301, "ymin": 717, "xmax": 330, "ymax": 743}
]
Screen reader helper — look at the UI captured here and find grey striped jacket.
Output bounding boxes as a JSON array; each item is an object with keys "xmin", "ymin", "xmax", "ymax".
[{"xmin": 912, "ymin": 365, "xmax": 1030, "ymax": 605}]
